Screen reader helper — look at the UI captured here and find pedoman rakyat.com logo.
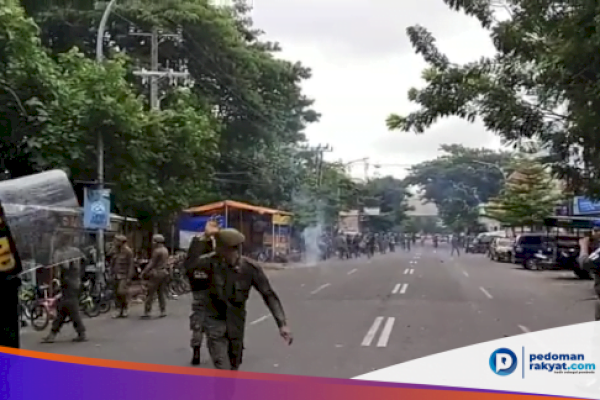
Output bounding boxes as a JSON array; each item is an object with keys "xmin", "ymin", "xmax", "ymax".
[{"xmin": 490, "ymin": 348, "xmax": 518, "ymax": 376}]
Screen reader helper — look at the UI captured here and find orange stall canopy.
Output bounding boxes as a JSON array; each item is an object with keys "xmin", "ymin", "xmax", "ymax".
[{"xmin": 184, "ymin": 200, "xmax": 292, "ymax": 216}]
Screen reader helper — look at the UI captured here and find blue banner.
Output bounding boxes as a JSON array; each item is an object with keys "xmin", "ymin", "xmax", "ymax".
[
  {"xmin": 83, "ymin": 188, "xmax": 111, "ymax": 230},
  {"xmin": 573, "ymin": 196, "xmax": 600, "ymax": 215},
  {"xmin": 178, "ymin": 214, "xmax": 224, "ymax": 233}
]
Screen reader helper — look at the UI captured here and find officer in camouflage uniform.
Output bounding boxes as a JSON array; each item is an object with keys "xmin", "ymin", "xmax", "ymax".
[
  {"xmin": 578, "ymin": 221, "xmax": 600, "ymax": 320},
  {"xmin": 186, "ymin": 228, "xmax": 293, "ymax": 370},
  {"xmin": 42, "ymin": 232, "xmax": 87, "ymax": 343},
  {"xmin": 109, "ymin": 235, "xmax": 135, "ymax": 318},
  {"xmin": 184, "ymin": 220, "xmax": 218, "ymax": 365},
  {"xmin": 140, "ymin": 234, "xmax": 170, "ymax": 318}
]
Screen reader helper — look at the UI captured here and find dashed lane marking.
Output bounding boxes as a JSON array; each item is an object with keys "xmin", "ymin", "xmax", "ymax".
[
  {"xmin": 479, "ymin": 286, "xmax": 493, "ymax": 299},
  {"xmin": 347, "ymin": 268, "xmax": 357, "ymax": 275},
  {"xmin": 392, "ymin": 284, "xmax": 401, "ymax": 294},
  {"xmin": 310, "ymin": 283, "xmax": 331, "ymax": 295},
  {"xmin": 518, "ymin": 325, "xmax": 530, "ymax": 333},
  {"xmin": 400, "ymin": 283, "xmax": 408, "ymax": 294},
  {"xmin": 377, "ymin": 317, "xmax": 395, "ymax": 347},
  {"xmin": 250, "ymin": 315, "xmax": 269, "ymax": 325},
  {"xmin": 361, "ymin": 317, "xmax": 384, "ymax": 347}
]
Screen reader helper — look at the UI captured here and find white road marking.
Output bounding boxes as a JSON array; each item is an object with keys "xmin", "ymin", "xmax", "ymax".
[
  {"xmin": 479, "ymin": 287, "xmax": 493, "ymax": 299},
  {"xmin": 347, "ymin": 268, "xmax": 357, "ymax": 275},
  {"xmin": 409, "ymin": 269, "xmax": 414, "ymax": 274},
  {"xmin": 518, "ymin": 325, "xmax": 530, "ymax": 333},
  {"xmin": 400, "ymin": 283, "xmax": 408, "ymax": 294},
  {"xmin": 310, "ymin": 283, "xmax": 331, "ymax": 295},
  {"xmin": 404, "ymin": 268, "xmax": 410, "ymax": 274},
  {"xmin": 377, "ymin": 317, "xmax": 395, "ymax": 347},
  {"xmin": 250, "ymin": 315, "xmax": 269, "ymax": 325},
  {"xmin": 361, "ymin": 317, "xmax": 384, "ymax": 346},
  {"xmin": 392, "ymin": 283, "xmax": 401, "ymax": 294},
  {"xmin": 462, "ymin": 270, "xmax": 469, "ymax": 277}
]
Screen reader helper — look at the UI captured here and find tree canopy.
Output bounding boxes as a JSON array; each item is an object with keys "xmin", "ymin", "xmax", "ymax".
[
  {"xmin": 403, "ymin": 144, "xmax": 513, "ymax": 231},
  {"xmin": 485, "ymin": 158, "xmax": 561, "ymax": 228},
  {"xmin": 386, "ymin": 0, "xmax": 600, "ymax": 198},
  {"xmin": 0, "ymin": 0, "xmax": 338, "ymax": 226}
]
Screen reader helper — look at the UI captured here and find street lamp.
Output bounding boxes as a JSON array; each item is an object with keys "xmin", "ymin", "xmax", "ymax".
[{"xmin": 93, "ymin": 0, "xmax": 117, "ymax": 290}]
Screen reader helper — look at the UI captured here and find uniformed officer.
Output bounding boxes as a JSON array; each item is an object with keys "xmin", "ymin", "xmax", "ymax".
[
  {"xmin": 109, "ymin": 235, "xmax": 135, "ymax": 318},
  {"xmin": 184, "ymin": 220, "xmax": 219, "ymax": 365},
  {"xmin": 186, "ymin": 228, "xmax": 293, "ymax": 370},
  {"xmin": 42, "ymin": 232, "xmax": 87, "ymax": 343},
  {"xmin": 140, "ymin": 234, "xmax": 170, "ymax": 318}
]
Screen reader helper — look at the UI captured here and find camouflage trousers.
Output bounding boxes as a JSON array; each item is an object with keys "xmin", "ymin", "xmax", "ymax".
[
  {"xmin": 204, "ymin": 316, "xmax": 244, "ymax": 370},
  {"xmin": 190, "ymin": 292, "xmax": 205, "ymax": 348}
]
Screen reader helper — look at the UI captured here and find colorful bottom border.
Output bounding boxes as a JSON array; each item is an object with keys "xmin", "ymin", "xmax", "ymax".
[{"xmin": 0, "ymin": 347, "xmax": 584, "ymax": 400}]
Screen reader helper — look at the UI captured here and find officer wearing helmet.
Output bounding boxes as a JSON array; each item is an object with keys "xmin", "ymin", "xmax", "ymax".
[
  {"xmin": 109, "ymin": 234, "xmax": 135, "ymax": 318},
  {"xmin": 578, "ymin": 220, "xmax": 600, "ymax": 320},
  {"xmin": 186, "ymin": 228, "xmax": 292, "ymax": 370},
  {"xmin": 140, "ymin": 234, "xmax": 170, "ymax": 318}
]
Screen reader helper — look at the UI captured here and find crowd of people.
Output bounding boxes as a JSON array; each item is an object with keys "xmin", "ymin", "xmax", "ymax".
[{"xmin": 39, "ymin": 221, "xmax": 292, "ymax": 372}]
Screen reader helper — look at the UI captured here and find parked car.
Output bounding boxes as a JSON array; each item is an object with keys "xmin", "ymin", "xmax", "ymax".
[
  {"xmin": 489, "ymin": 237, "xmax": 514, "ymax": 262},
  {"xmin": 513, "ymin": 233, "xmax": 547, "ymax": 266}
]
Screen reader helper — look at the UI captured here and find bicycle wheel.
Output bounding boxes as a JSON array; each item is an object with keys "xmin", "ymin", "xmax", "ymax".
[
  {"xmin": 98, "ymin": 300, "xmax": 111, "ymax": 314},
  {"xmin": 82, "ymin": 299, "xmax": 101, "ymax": 318},
  {"xmin": 30, "ymin": 304, "xmax": 49, "ymax": 331}
]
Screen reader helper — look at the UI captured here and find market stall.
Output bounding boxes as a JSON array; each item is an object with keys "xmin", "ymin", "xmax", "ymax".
[{"xmin": 181, "ymin": 200, "xmax": 293, "ymax": 259}]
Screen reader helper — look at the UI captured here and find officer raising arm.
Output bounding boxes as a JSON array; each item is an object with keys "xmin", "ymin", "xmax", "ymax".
[
  {"xmin": 186, "ymin": 228, "xmax": 292, "ymax": 370},
  {"xmin": 184, "ymin": 219, "xmax": 219, "ymax": 365}
]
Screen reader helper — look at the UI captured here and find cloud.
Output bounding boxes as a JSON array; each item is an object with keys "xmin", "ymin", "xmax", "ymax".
[
  {"xmin": 250, "ymin": 0, "xmax": 505, "ymax": 178},
  {"xmin": 251, "ymin": 0, "xmax": 482, "ymax": 58}
]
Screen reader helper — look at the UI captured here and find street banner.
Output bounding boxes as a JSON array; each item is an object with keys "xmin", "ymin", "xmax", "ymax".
[
  {"xmin": 83, "ymin": 188, "xmax": 111, "ymax": 230},
  {"xmin": 178, "ymin": 214, "xmax": 224, "ymax": 249},
  {"xmin": 272, "ymin": 214, "xmax": 291, "ymax": 225}
]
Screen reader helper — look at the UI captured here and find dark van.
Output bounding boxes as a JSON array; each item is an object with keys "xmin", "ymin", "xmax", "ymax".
[{"xmin": 513, "ymin": 233, "xmax": 548, "ymax": 265}]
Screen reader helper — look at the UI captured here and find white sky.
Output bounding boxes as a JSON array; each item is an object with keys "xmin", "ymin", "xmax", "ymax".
[{"xmin": 250, "ymin": 0, "xmax": 504, "ymax": 180}]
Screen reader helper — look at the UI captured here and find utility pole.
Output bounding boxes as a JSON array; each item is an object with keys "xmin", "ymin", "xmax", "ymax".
[
  {"xmin": 130, "ymin": 26, "xmax": 191, "ymax": 238},
  {"xmin": 314, "ymin": 144, "xmax": 332, "ymax": 188},
  {"xmin": 130, "ymin": 27, "xmax": 191, "ymax": 112}
]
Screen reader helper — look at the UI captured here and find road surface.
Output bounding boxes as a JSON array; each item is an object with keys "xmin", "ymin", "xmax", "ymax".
[{"xmin": 21, "ymin": 244, "xmax": 594, "ymax": 378}]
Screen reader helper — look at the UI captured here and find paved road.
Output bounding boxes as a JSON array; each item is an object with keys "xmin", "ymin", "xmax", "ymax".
[{"xmin": 21, "ymin": 244, "xmax": 595, "ymax": 378}]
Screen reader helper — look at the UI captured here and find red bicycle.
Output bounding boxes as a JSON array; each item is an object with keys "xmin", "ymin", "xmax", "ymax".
[{"xmin": 29, "ymin": 283, "xmax": 61, "ymax": 331}]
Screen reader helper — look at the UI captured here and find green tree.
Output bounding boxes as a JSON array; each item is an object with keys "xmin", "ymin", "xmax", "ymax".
[
  {"xmin": 25, "ymin": 0, "xmax": 319, "ymax": 209},
  {"xmin": 0, "ymin": 0, "xmax": 219, "ymax": 226},
  {"xmin": 485, "ymin": 159, "xmax": 560, "ymax": 228},
  {"xmin": 404, "ymin": 144, "xmax": 513, "ymax": 230},
  {"xmin": 386, "ymin": 0, "xmax": 600, "ymax": 198},
  {"xmin": 358, "ymin": 176, "xmax": 411, "ymax": 233}
]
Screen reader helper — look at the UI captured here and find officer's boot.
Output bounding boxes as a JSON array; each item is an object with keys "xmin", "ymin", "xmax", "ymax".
[
  {"xmin": 41, "ymin": 332, "xmax": 56, "ymax": 343},
  {"xmin": 73, "ymin": 332, "xmax": 87, "ymax": 342},
  {"xmin": 191, "ymin": 346, "xmax": 201, "ymax": 365}
]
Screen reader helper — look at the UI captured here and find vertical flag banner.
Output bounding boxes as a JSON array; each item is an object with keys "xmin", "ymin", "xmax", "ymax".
[{"xmin": 83, "ymin": 188, "xmax": 111, "ymax": 230}]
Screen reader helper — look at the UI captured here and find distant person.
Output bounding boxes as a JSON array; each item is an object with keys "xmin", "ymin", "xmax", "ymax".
[
  {"xmin": 451, "ymin": 234, "xmax": 461, "ymax": 257},
  {"xmin": 140, "ymin": 234, "xmax": 170, "ymax": 318},
  {"xmin": 42, "ymin": 233, "xmax": 87, "ymax": 343},
  {"xmin": 109, "ymin": 235, "xmax": 135, "ymax": 318}
]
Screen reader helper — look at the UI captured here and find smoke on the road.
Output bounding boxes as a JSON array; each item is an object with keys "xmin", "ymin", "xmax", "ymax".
[{"xmin": 293, "ymin": 191, "xmax": 326, "ymax": 267}]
